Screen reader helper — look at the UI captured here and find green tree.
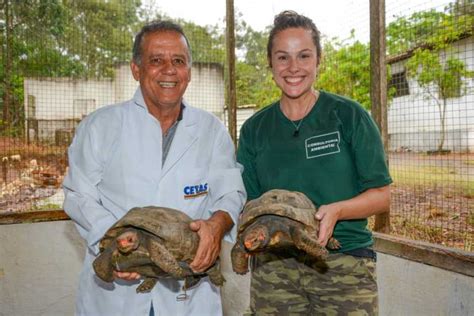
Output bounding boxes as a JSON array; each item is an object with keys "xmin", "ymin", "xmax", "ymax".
[
  {"xmin": 0, "ymin": 0, "xmax": 142, "ymax": 136},
  {"xmin": 181, "ymin": 21, "xmax": 225, "ymax": 64},
  {"xmin": 386, "ymin": 10, "xmax": 447, "ymax": 55},
  {"xmin": 61, "ymin": 0, "xmax": 141, "ymax": 78},
  {"xmin": 139, "ymin": 8, "xmax": 226, "ymax": 64},
  {"xmin": 0, "ymin": 0, "xmax": 73, "ymax": 135},
  {"xmin": 318, "ymin": 35, "xmax": 371, "ymax": 110},
  {"xmin": 234, "ymin": 17, "xmax": 280, "ymax": 107}
]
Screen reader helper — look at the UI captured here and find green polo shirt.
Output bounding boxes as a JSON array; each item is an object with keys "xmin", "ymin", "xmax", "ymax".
[{"xmin": 237, "ymin": 90, "xmax": 392, "ymax": 252}]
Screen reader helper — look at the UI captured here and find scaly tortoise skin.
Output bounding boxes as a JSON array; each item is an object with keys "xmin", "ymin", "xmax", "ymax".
[
  {"xmin": 93, "ymin": 206, "xmax": 225, "ymax": 293},
  {"xmin": 231, "ymin": 189, "xmax": 340, "ymax": 275}
]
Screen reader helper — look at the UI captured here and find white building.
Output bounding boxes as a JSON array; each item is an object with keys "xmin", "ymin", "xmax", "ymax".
[
  {"xmin": 387, "ymin": 35, "xmax": 474, "ymax": 152},
  {"xmin": 24, "ymin": 62, "xmax": 227, "ymax": 143}
]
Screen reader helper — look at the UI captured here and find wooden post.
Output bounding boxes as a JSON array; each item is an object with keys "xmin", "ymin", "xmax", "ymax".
[
  {"xmin": 2, "ymin": 158, "xmax": 7, "ymax": 184},
  {"xmin": 370, "ymin": 0, "xmax": 390, "ymax": 233},
  {"xmin": 2, "ymin": 0, "xmax": 13, "ymax": 132},
  {"xmin": 226, "ymin": 0, "xmax": 237, "ymax": 146}
]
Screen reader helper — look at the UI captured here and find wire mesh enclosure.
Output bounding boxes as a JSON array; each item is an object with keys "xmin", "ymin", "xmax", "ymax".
[
  {"xmin": 0, "ymin": 0, "xmax": 472, "ymax": 251},
  {"xmin": 0, "ymin": 1, "xmax": 227, "ymax": 214},
  {"xmin": 385, "ymin": 0, "xmax": 473, "ymax": 251}
]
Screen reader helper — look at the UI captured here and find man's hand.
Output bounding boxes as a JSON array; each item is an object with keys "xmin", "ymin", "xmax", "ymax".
[
  {"xmin": 189, "ymin": 211, "xmax": 233, "ymax": 273},
  {"xmin": 113, "ymin": 270, "xmax": 141, "ymax": 281}
]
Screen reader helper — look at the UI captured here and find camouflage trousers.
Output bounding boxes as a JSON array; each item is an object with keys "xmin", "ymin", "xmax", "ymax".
[{"xmin": 245, "ymin": 251, "xmax": 378, "ymax": 316}]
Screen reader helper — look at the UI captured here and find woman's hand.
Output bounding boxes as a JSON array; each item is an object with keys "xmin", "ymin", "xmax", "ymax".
[
  {"xmin": 315, "ymin": 203, "xmax": 342, "ymax": 247},
  {"xmin": 314, "ymin": 185, "xmax": 391, "ymax": 246}
]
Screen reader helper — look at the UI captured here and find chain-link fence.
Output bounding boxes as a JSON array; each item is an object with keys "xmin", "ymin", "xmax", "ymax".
[
  {"xmin": 0, "ymin": 1, "xmax": 227, "ymax": 213},
  {"xmin": 0, "ymin": 0, "xmax": 472, "ymax": 252},
  {"xmin": 385, "ymin": 0, "xmax": 473, "ymax": 251}
]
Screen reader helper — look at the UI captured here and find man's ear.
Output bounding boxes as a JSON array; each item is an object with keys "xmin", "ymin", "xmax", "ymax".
[{"xmin": 130, "ymin": 61, "xmax": 140, "ymax": 81}]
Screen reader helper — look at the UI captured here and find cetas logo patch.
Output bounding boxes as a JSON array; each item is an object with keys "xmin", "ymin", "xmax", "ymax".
[{"xmin": 183, "ymin": 183, "xmax": 209, "ymax": 199}]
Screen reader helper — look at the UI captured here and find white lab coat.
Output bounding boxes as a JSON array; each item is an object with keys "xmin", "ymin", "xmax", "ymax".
[{"xmin": 63, "ymin": 88, "xmax": 246, "ymax": 316}]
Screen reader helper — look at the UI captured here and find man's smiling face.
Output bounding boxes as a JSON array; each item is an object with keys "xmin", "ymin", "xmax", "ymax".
[{"xmin": 131, "ymin": 30, "xmax": 191, "ymax": 111}]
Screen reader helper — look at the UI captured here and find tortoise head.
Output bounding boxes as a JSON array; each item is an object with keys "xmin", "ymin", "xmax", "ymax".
[
  {"xmin": 116, "ymin": 229, "xmax": 141, "ymax": 254},
  {"xmin": 243, "ymin": 225, "xmax": 269, "ymax": 251}
]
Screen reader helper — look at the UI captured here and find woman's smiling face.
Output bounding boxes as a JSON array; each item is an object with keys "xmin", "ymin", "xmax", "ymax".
[{"xmin": 270, "ymin": 27, "xmax": 319, "ymax": 100}]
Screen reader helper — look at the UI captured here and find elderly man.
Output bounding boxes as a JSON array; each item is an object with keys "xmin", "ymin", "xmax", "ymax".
[{"xmin": 63, "ymin": 20, "xmax": 246, "ymax": 316}]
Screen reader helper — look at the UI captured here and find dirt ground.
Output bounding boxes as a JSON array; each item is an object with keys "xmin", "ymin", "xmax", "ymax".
[
  {"xmin": 0, "ymin": 137, "xmax": 67, "ymax": 213},
  {"xmin": 387, "ymin": 152, "xmax": 473, "ymax": 251},
  {"xmin": 0, "ymin": 136, "xmax": 472, "ymax": 251}
]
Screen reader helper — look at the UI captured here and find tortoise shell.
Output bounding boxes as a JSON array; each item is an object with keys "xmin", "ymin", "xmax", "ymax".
[
  {"xmin": 99, "ymin": 206, "xmax": 198, "ymax": 255},
  {"xmin": 238, "ymin": 189, "xmax": 317, "ymax": 232}
]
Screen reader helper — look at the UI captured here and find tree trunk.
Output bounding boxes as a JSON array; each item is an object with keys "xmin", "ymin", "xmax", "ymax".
[{"xmin": 437, "ymin": 98, "xmax": 447, "ymax": 152}]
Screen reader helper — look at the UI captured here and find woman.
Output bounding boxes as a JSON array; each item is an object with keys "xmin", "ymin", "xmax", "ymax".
[{"xmin": 237, "ymin": 11, "xmax": 392, "ymax": 315}]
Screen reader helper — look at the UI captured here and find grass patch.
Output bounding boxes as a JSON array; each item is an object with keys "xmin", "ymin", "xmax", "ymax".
[
  {"xmin": 464, "ymin": 160, "xmax": 474, "ymax": 166},
  {"xmin": 469, "ymin": 211, "xmax": 474, "ymax": 227},
  {"xmin": 388, "ymin": 217, "xmax": 472, "ymax": 251},
  {"xmin": 31, "ymin": 203, "xmax": 62, "ymax": 211},
  {"xmin": 390, "ymin": 165, "xmax": 474, "ymax": 196}
]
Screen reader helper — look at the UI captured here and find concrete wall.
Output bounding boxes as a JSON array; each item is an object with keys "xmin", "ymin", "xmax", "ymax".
[
  {"xmin": 0, "ymin": 221, "xmax": 84, "ymax": 316},
  {"xmin": 0, "ymin": 221, "xmax": 250, "ymax": 316},
  {"xmin": 377, "ymin": 253, "xmax": 473, "ymax": 316},
  {"xmin": 184, "ymin": 63, "xmax": 226, "ymax": 120},
  {"xmin": 1, "ymin": 221, "xmax": 472, "ymax": 316}
]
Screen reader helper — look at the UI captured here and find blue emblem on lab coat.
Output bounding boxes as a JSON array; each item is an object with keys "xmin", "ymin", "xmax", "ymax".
[{"xmin": 183, "ymin": 183, "xmax": 209, "ymax": 199}]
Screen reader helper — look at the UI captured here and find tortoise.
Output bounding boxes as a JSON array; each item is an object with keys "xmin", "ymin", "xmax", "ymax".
[
  {"xmin": 93, "ymin": 206, "xmax": 225, "ymax": 293},
  {"xmin": 231, "ymin": 189, "xmax": 341, "ymax": 274}
]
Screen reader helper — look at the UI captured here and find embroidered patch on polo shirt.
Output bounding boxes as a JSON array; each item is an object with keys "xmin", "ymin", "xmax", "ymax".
[{"xmin": 305, "ymin": 131, "xmax": 340, "ymax": 159}]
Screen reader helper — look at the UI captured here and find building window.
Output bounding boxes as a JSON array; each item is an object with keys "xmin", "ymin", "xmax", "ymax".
[
  {"xmin": 388, "ymin": 71, "xmax": 410, "ymax": 97},
  {"xmin": 27, "ymin": 95, "xmax": 36, "ymax": 118}
]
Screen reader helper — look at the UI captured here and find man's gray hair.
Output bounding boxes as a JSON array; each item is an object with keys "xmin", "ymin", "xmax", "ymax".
[{"xmin": 132, "ymin": 20, "xmax": 192, "ymax": 65}]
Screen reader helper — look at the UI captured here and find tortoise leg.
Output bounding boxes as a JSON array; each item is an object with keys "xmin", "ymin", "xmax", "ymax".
[
  {"xmin": 183, "ymin": 275, "xmax": 202, "ymax": 290},
  {"xmin": 231, "ymin": 241, "xmax": 249, "ymax": 275},
  {"xmin": 136, "ymin": 278, "xmax": 158, "ymax": 293},
  {"xmin": 327, "ymin": 237, "xmax": 341, "ymax": 250},
  {"xmin": 147, "ymin": 238, "xmax": 188, "ymax": 279},
  {"xmin": 206, "ymin": 260, "xmax": 225, "ymax": 286},
  {"xmin": 92, "ymin": 245, "xmax": 115, "ymax": 282},
  {"xmin": 290, "ymin": 226, "xmax": 329, "ymax": 260}
]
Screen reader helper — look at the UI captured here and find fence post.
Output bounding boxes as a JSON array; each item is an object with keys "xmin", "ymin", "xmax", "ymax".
[
  {"xmin": 370, "ymin": 0, "xmax": 390, "ymax": 233},
  {"xmin": 2, "ymin": 0, "xmax": 13, "ymax": 133},
  {"xmin": 226, "ymin": 0, "xmax": 237, "ymax": 146}
]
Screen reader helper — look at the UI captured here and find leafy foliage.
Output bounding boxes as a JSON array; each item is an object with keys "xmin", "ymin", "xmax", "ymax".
[
  {"xmin": 60, "ymin": 0, "xmax": 141, "ymax": 78},
  {"xmin": 234, "ymin": 17, "xmax": 280, "ymax": 107},
  {"xmin": 1, "ymin": 0, "xmax": 142, "ymax": 136},
  {"xmin": 1, "ymin": 0, "xmax": 472, "ymax": 136},
  {"xmin": 317, "ymin": 36, "xmax": 371, "ymax": 110}
]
